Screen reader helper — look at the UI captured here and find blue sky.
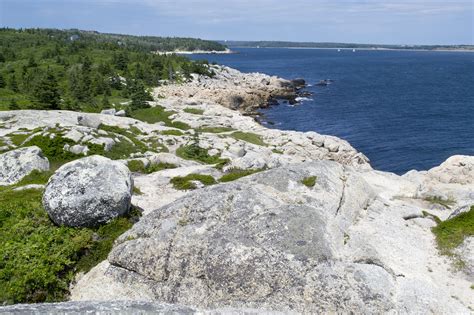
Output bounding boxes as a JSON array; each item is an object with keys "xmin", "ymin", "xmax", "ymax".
[{"xmin": 1, "ymin": 0, "xmax": 473, "ymax": 45}]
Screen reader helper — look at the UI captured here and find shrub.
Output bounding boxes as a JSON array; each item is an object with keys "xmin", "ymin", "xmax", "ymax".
[
  {"xmin": 128, "ymin": 160, "xmax": 176, "ymax": 174},
  {"xmin": 231, "ymin": 131, "xmax": 267, "ymax": 146},
  {"xmin": 219, "ymin": 168, "xmax": 264, "ymax": 183},
  {"xmin": 197, "ymin": 126, "xmax": 235, "ymax": 133},
  {"xmin": 161, "ymin": 130, "xmax": 184, "ymax": 136},
  {"xmin": 176, "ymin": 144, "xmax": 228, "ymax": 167},
  {"xmin": 301, "ymin": 176, "xmax": 317, "ymax": 188},
  {"xmin": 130, "ymin": 106, "xmax": 190, "ymax": 130},
  {"xmin": 0, "ymin": 184, "xmax": 139, "ymax": 304},
  {"xmin": 170, "ymin": 174, "xmax": 216, "ymax": 190},
  {"xmin": 432, "ymin": 206, "xmax": 473, "ymax": 254}
]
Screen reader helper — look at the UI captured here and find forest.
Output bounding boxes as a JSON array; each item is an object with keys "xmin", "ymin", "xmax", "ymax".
[{"xmin": 0, "ymin": 28, "xmax": 225, "ymax": 112}]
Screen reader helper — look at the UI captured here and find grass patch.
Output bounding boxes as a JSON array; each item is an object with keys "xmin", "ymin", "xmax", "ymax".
[
  {"xmin": 170, "ymin": 174, "xmax": 216, "ymax": 190},
  {"xmin": 197, "ymin": 126, "xmax": 235, "ymax": 134},
  {"xmin": 8, "ymin": 132, "xmax": 31, "ymax": 146},
  {"xmin": 176, "ymin": 144, "xmax": 229, "ymax": 168},
  {"xmin": 161, "ymin": 130, "xmax": 184, "ymax": 136},
  {"xmin": 98, "ymin": 124, "xmax": 153, "ymax": 159},
  {"xmin": 183, "ymin": 107, "xmax": 204, "ymax": 115},
  {"xmin": 130, "ymin": 106, "xmax": 191, "ymax": 130},
  {"xmin": 231, "ymin": 131, "xmax": 267, "ymax": 146},
  {"xmin": 0, "ymin": 184, "xmax": 140, "ymax": 304},
  {"xmin": 127, "ymin": 160, "xmax": 177, "ymax": 174},
  {"xmin": 432, "ymin": 206, "xmax": 473, "ymax": 254},
  {"xmin": 132, "ymin": 186, "xmax": 143, "ymax": 195},
  {"xmin": 219, "ymin": 168, "xmax": 265, "ymax": 183},
  {"xmin": 272, "ymin": 148, "xmax": 284, "ymax": 154},
  {"xmin": 301, "ymin": 176, "xmax": 317, "ymax": 188}
]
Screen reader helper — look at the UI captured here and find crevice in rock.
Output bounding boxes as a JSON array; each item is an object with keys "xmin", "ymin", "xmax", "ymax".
[
  {"xmin": 335, "ymin": 172, "xmax": 347, "ymax": 216},
  {"xmin": 353, "ymin": 258, "xmax": 399, "ymax": 278}
]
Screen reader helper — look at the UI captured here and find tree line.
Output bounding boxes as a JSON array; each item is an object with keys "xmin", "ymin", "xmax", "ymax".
[{"xmin": 0, "ymin": 28, "xmax": 220, "ymax": 112}]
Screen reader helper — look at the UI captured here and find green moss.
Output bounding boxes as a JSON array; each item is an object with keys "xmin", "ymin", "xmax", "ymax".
[
  {"xmin": 176, "ymin": 144, "xmax": 229, "ymax": 167},
  {"xmin": 219, "ymin": 168, "xmax": 264, "ymax": 183},
  {"xmin": 0, "ymin": 186, "xmax": 139, "ymax": 304},
  {"xmin": 127, "ymin": 160, "xmax": 176, "ymax": 174},
  {"xmin": 272, "ymin": 148, "xmax": 284, "ymax": 154},
  {"xmin": 197, "ymin": 126, "xmax": 235, "ymax": 133},
  {"xmin": 432, "ymin": 206, "xmax": 473, "ymax": 254},
  {"xmin": 132, "ymin": 186, "xmax": 143, "ymax": 195},
  {"xmin": 231, "ymin": 131, "xmax": 267, "ymax": 146},
  {"xmin": 98, "ymin": 124, "xmax": 152, "ymax": 159},
  {"xmin": 183, "ymin": 107, "xmax": 204, "ymax": 115},
  {"xmin": 301, "ymin": 176, "xmax": 317, "ymax": 188},
  {"xmin": 161, "ymin": 130, "xmax": 184, "ymax": 136},
  {"xmin": 8, "ymin": 132, "xmax": 31, "ymax": 146},
  {"xmin": 424, "ymin": 196, "xmax": 456, "ymax": 209},
  {"xmin": 23, "ymin": 133, "xmax": 79, "ymax": 163},
  {"xmin": 130, "ymin": 106, "xmax": 191, "ymax": 130},
  {"xmin": 170, "ymin": 174, "xmax": 216, "ymax": 190}
]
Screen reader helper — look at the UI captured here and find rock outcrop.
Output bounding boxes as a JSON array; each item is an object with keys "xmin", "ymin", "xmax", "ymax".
[
  {"xmin": 0, "ymin": 146, "xmax": 49, "ymax": 186},
  {"xmin": 0, "ymin": 65, "xmax": 472, "ymax": 313},
  {"xmin": 43, "ymin": 155, "xmax": 133, "ymax": 227},
  {"xmin": 71, "ymin": 161, "xmax": 473, "ymax": 313},
  {"xmin": 154, "ymin": 65, "xmax": 296, "ymax": 112}
]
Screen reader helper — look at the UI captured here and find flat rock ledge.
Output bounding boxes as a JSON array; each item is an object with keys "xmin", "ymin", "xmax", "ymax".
[{"xmin": 0, "ymin": 301, "xmax": 284, "ymax": 315}]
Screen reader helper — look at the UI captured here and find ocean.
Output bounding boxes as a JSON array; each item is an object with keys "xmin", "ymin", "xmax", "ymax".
[{"xmin": 190, "ymin": 48, "xmax": 474, "ymax": 174}]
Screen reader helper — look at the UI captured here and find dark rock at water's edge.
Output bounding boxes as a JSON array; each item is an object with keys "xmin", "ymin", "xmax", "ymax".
[
  {"xmin": 291, "ymin": 78, "xmax": 306, "ymax": 89},
  {"xmin": 316, "ymin": 79, "xmax": 334, "ymax": 86}
]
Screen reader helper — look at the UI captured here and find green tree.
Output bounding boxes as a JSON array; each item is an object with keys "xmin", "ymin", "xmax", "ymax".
[
  {"xmin": 33, "ymin": 71, "xmax": 61, "ymax": 109},
  {"xmin": 9, "ymin": 98, "xmax": 19, "ymax": 110},
  {"xmin": 129, "ymin": 80, "xmax": 151, "ymax": 111},
  {"xmin": 0, "ymin": 73, "xmax": 5, "ymax": 88}
]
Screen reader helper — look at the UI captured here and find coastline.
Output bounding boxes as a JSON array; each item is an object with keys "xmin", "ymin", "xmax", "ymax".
[
  {"xmin": 229, "ymin": 46, "xmax": 474, "ymax": 53},
  {"xmin": 156, "ymin": 48, "xmax": 235, "ymax": 55},
  {"xmin": 0, "ymin": 66, "xmax": 472, "ymax": 313}
]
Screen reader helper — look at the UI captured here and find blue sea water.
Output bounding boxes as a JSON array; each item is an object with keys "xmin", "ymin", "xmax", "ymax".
[{"xmin": 190, "ymin": 48, "xmax": 474, "ymax": 174}]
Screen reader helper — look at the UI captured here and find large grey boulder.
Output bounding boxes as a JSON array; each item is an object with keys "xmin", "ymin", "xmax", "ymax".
[
  {"xmin": 43, "ymin": 155, "xmax": 133, "ymax": 227},
  {"xmin": 72, "ymin": 161, "xmax": 471, "ymax": 313},
  {"xmin": 0, "ymin": 146, "xmax": 50, "ymax": 186}
]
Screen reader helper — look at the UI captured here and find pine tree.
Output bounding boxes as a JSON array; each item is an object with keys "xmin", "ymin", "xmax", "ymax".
[
  {"xmin": 33, "ymin": 71, "xmax": 61, "ymax": 109},
  {"xmin": 9, "ymin": 99, "xmax": 19, "ymax": 110},
  {"xmin": 129, "ymin": 80, "xmax": 151, "ymax": 111},
  {"xmin": 0, "ymin": 73, "xmax": 5, "ymax": 88}
]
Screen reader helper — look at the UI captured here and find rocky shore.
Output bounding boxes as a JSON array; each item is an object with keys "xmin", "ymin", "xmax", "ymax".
[{"xmin": 0, "ymin": 66, "xmax": 472, "ymax": 313}]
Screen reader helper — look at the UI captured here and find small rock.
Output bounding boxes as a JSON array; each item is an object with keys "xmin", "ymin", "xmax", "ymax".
[
  {"xmin": 101, "ymin": 109, "xmax": 117, "ymax": 115},
  {"xmin": 78, "ymin": 115, "xmax": 101, "ymax": 129},
  {"xmin": 115, "ymin": 110, "xmax": 126, "ymax": 117},
  {"xmin": 0, "ymin": 146, "xmax": 50, "ymax": 186}
]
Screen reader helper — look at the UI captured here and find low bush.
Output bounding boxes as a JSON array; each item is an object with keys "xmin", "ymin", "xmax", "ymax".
[
  {"xmin": 197, "ymin": 126, "xmax": 235, "ymax": 133},
  {"xmin": 170, "ymin": 174, "xmax": 216, "ymax": 190},
  {"xmin": 130, "ymin": 106, "xmax": 191, "ymax": 130},
  {"xmin": 219, "ymin": 168, "xmax": 264, "ymax": 183},
  {"xmin": 0, "ymin": 177, "xmax": 140, "ymax": 304},
  {"xmin": 231, "ymin": 131, "xmax": 267, "ymax": 146},
  {"xmin": 432, "ymin": 206, "xmax": 473, "ymax": 254},
  {"xmin": 127, "ymin": 160, "xmax": 177, "ymax": 174},
  {"xmin": 176, "ymin": 144, "xmax": 228, "ymax": 167},
  {"xmin": 183, "ymin": 107, "xmax": 204, "ymax": 115}
]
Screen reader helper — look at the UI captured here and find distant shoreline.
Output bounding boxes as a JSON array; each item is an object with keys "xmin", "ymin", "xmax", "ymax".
[
  {"xmin": 156, "ymin": 48, "xmax": 235, "ymax": 55},
  {"xmin": 228, "ymin": 46, "xmax": 474, "ymax": 53}
]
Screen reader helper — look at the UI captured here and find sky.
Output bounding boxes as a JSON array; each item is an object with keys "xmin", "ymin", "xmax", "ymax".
[{"xmin": 0, "ymin": 0, "xmax": 473, "ymax": 45}]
